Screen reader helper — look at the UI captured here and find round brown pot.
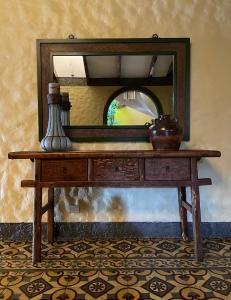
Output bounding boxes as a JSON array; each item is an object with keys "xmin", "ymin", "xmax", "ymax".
[{"xmin": 148, "ymin": 115, "xmax": 183, "ymax": 150}]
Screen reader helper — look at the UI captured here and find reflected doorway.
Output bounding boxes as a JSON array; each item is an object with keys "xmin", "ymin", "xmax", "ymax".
[{"xmin": 103, "ymin": 87, "xmax": 163, "ymax": 126}]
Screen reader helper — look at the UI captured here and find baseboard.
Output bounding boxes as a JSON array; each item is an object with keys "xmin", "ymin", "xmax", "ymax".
[{"xmin": 0, "ymin": 222, "xmax": 230, "ymax": 240}]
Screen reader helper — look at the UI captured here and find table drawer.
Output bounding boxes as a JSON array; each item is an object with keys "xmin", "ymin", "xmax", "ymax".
[
  {"xmin": 92, "ymin": 158, "xmax": 139, "ymax": 181},
  {"xmin": 41, "ymin": 159, "xmax": 88, "ymax": 182},
  {"xmin": 145, "ymin": 158, "xmax": 190, "ymax": 180}
]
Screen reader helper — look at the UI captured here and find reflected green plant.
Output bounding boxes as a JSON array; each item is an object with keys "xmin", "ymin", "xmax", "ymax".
[{"xmin": 107, "ymin": 99, "xmax": 119, "ymax": 125}]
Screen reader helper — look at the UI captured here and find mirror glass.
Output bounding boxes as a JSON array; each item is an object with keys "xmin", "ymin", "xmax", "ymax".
[{"xmin": 52, "ymin": 54, "xmax": 174, "ymax": 126}]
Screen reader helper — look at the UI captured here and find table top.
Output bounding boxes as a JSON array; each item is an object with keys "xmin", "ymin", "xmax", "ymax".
[{"xmin": 8, "ymin": 150, "xmax": 221, "ymax": 160}]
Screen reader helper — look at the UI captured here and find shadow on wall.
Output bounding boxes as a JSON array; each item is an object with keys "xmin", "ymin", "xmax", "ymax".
[
  {"xmin": 54, "ymin": 187, "xmax": 127, "ymax": 222},
  {"xmin": 198, "ymin": 157, "xmax": 223, "ymax": 184},
  {"xmin": 106, "ymin": 195, "xmax": 127, "ymax": 221},
  {"xmin": 197, "ymin": 158, "xmax": 226, "ymax": 221}
]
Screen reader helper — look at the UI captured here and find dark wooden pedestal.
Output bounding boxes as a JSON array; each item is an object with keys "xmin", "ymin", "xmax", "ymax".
[{"xmin": 8, "ymin": 150, "xmax": 221, "ymax": 263}]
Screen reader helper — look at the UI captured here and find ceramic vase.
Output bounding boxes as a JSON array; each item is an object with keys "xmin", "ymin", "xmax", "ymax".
[
  {"xmin": 41, "ymin": 83, "xmax": 72, "ymax": 151},
  {"xmin": 148, "ymin": 114, "xmax": 183, "ymax": 150}
]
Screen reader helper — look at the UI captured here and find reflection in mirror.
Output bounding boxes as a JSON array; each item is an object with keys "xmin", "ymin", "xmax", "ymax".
[
  {"xmin": 53, "ymin": 55, "xmax": 174, "ymax": 126},
  {"xmin": 106, "ymin": 91, "xmax": 158, "ymax": 126},
  {"xmin": 104, "ymin": 88, "xmax": 166, "ymax": 126}
]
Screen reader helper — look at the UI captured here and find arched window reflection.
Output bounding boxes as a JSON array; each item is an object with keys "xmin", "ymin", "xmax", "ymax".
[{"xmin": 105, "ymin": 88, "xmax": 163, "ymax": 126}]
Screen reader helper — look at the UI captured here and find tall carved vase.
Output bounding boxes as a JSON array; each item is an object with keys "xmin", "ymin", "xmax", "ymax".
[{"xmin": 41, "ymin": 83, "xmax": 72, "ymax": 151}]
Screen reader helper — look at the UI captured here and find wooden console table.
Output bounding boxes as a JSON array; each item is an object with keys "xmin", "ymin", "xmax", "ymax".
[{"xmin": 8, "ymin": 150, "xmax": 221, "ymax": 263}]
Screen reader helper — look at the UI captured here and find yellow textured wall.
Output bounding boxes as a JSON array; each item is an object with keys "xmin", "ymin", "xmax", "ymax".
[
  {"xmin": 0, "ymin": 0, "xmax": 231, "ymax": 223},
  {"xmin": 147, "ymin": 86, "xmax": 173, "ymax": 115},
  {"xmin": 61, "ymin": 86, "xmax": 120, "ymax": 125}
]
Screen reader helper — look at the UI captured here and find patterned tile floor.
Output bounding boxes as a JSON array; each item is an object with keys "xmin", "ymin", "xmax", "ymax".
[{"xmin": 0, "ymin": 238, "xmax": 231, "ymax": 299}]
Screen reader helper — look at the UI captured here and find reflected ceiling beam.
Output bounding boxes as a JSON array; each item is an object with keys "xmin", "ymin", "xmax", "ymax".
[
  {"xmin": 148, "ymin": 56, "xmax": 158, "ymax": 77},
  {"xmin": 83, "ymin": 56, "xmax": 90, "ymax": 85},
  {"xmin": 116, "ymin": 55, "xmax": 121, "ymax": 78},
  {"xmin": 167, "ymin": 61, "xmax": 173, "ymax": 77},
  {"xmin": 57, "ymin": 77, "xmax": 87, "ymax": 86},
  {"xmin": 87, "ymin": 76, "xmax": 173, "ymax": 86},
  {"xmin": 53, "ymin": 72, "xmax": 58, "ymax": 83}
]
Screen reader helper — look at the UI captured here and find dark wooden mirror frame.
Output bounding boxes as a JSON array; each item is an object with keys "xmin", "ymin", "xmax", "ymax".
[{"xmin": 37, "ymin": 38, "xmax": 190, "ymax": 142}]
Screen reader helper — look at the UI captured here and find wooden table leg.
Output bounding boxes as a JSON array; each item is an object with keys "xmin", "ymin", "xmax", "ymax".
[
  {"xmin": 191, "ymin": 158, "xmax": 203, "ymax": 262},
  {"xmin": 48, "ymin": 187, "xmax": 54, "ymax": 243},
  {"xmin": 33, "ymin": 185, "xmax": 42, "ymax": 264},
  {"xmin": 32, "ymin": 159, "xmax": 42, "ymax": 264},
  {"xmin": 191, "ymin": 184, "xmax": 203, "ymax": 261},
  {"xmin": 178, "ymin": 186, "xmax": 189, "ymax": 241}
]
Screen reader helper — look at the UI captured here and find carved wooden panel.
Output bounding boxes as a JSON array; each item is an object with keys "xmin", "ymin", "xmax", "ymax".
[
  {"xmin": 145, "ymin": 158, "xmax": 190, "ymax": 180},
  {"xmin": 92, "ymin": 158, "xmax": 139, "ymax": 181},
  {"xmin": 41, "ymin": 159, "xmax": 88, "ymax": 182}
]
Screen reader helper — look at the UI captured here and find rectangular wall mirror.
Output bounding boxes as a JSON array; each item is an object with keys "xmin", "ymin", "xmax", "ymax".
[{"xmin": 37, "ymin": 38, "xmax": 190, "ymax": 142}]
